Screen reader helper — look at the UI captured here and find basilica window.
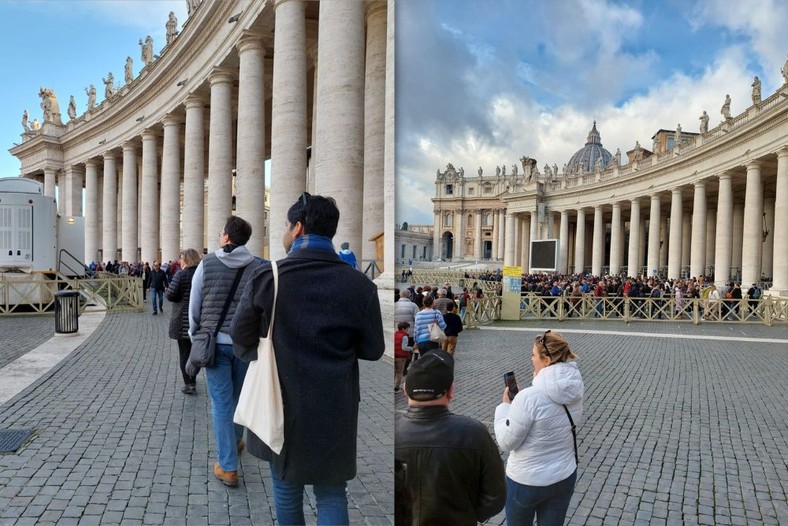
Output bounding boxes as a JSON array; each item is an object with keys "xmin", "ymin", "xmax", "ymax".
[
  {"xmin": 468, "ymin": 187, "xmax": 475, "ymax": 195},
  {"xmin": 444, "ymin": 212, "xmax": 453, "ymax": 227},
  {"xmin": 445, "ymin": 184, "xmax": 453, "ymax": 195},
  {"xmin": 483, "ymin": 184, "xmax": 493, "ymax": 194},
  {"xmin": 485, "ymin": 212, "xmax": 493, "ymax": 227},
  {"xmin": 467, "ymin": 214, "xmax": 473, "ymax": 227}
]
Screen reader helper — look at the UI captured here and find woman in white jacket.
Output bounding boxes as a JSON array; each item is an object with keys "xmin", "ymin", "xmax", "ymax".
[{"xmin": 494, "ymin": 330, "xmax": 584, "ymax": 526}]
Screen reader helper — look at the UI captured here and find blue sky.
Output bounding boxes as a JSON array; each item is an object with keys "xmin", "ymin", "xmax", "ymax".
[
  {"xmin": 0, "ymin": 0, "xmax": 186, "ymax": 178},
  {"xmin": 396, "ymin": 0, "xmax": 788, "ymax": 224}
]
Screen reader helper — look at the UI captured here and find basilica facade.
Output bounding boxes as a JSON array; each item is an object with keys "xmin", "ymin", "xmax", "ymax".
[
  {"xmin": 433, "ymin": 81, "xmax": 788, "ymax": 296},
  {"xmin": 10, "ymin": 0, "xmax": 394, "ymax": 274}
]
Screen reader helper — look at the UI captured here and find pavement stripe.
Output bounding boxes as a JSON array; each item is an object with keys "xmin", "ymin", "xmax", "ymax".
[
  {"xmin": 480, "ymin": 325, "xmax": 788, "ymax": 344},
  {"xmin": 0, "ymin": 310, "xmax": 105, "ymax": 407}
]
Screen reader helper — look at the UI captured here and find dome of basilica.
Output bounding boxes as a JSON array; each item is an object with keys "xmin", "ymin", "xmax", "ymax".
[{"xmin": 566, "ymin": 121, "xmax": 612, "ymax": 175}]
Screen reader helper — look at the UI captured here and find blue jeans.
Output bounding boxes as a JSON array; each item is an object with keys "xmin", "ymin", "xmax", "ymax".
[
  {"xmin": 151, "ymin": 289, "xmax": 164, "ymax": 312},
  {"xmin": 204, "ymin": 343, "xmax": 248, "ymax": 471},
  {"xmin": 505, "ymin": 470, "xmax": 576, "ymax": 526},
  {"xmin": 271, "ymin": 464, "xmax": 349, "ymax": 526}
]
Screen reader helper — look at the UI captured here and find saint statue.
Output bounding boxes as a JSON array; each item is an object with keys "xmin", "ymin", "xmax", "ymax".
[
  {"xmin": 22, "ymin": 109, "xmax": 29, "ymax": 131},
  {"xmin": 544, "ymin": 163, "xmax": 551, "ymax": 178},
  {"xmin": 553, "ymin": 164, "xmax": 558, "ymax": 177},
  {"xmin": 31, "ymin": 118, "xmax": 41, "ymax": 131},
  {"xmin": 594, "ymin": 157, "xmax": 603, "ymax": 173},
  {"xmin": 633, "ymin": 141, "xmax": 644, "ymax": 161},
  {"xmin": 614, "ymin": 149, "xmax": 621, "ymax": 166},
  {"xmin": 721, "ymin": 94, "xmax": 732, "ymax": 120},
  {"xmin": 125, "ymin": 56, "xmax": 134, "ymax": 84},
  {"xmin": 140, "ymin": 35, "xmax": 154, "ymax": 66},
  {"xmin": 103, "ymin": 72, "xmax": 116, "ymax": 99},
  {"xmin": 495, "ymin": 165, "xmax": 501, "ymax": 177},
  {"xmin": 38, "ymin": 87, "xmax": 62, "ymax": 125},
  {"xmin": 166, "ymin": 12, "xmax": 179, "ymax": 45},
  {"xmin": 67, "ymin": 95, "xmax": 77, "ymax": 121},
  {"xmin": 458, "ymin": 167, "xmax": 464, "ymax": 178},
  {"xmin": 512, "ymin": 163, "xmax": 518, "ymax": 176},
  {"xmin": 751, "ymin": 76, "xmax": 761, "ymax": 105},
  {"xmin": 699, "ymin": 111, "xmax": 709, "ymax": 133},
  {"xmin": 186, "ymin": 0, "xmax": 201, "ymax": 16},
  {"xmin": 782, "ymin": 53, "xmax": 788, "ymax": 85},
  {"xmin": 675, "ymin": 123, "xmax": 682, "ymax": 146},
  {"xmin": 85, "ymin": 84, "xmax": 97, "ymax": 110},
  {"xmin": 477, "ymin": 166, "xmax": 483, "ymax": 177},
  {"xmin": 501, "ymin": 164, "xmax": 506, "ymax": 176}
]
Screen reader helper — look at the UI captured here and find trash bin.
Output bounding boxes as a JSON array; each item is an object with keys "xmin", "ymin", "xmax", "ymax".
[{"xmin": 55, "ymin": 291, "xmax": 80, "ymax": 334}]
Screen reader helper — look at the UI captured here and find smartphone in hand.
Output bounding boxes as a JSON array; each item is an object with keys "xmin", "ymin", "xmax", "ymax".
[{"xmin": 503, "ymin": 371, "xmax": 519, "ymax": 400}]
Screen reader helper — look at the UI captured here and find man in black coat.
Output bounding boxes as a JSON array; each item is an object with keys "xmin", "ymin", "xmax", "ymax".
[
  {"xmin": 149, "ymin": 261, "xmax": 169, "ymax": 315},
  {"xmin": 231, "ymin": 193, "xmax": 385, "ymax": 524}
]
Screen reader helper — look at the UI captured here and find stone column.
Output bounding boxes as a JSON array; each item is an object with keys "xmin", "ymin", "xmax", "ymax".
[
  {"xmin": 762, "ymin": 197, "xmax": 774, "ymax": 281},
  {"xmin": 102, "ymin": 153, "xmax": 118, "ymax": 261},
  {"xmin": 140, "ymin": 130, "xmax": 159, "ymax": 264},
  {"xmin": 609, "ymin": 202, "xmax": 622, "ymax": 275},
  {"xmin": 627, "ymin": 199, "xmax": 641, "ymax": 277},
  {"xmin": 491, "ymin": 210, "xmax": 499, "ymax": 259},
  {"xmin": 160, "ymin": 115, "xmax": 182, "ymax": 263},
  {"xmin": 362, "ymin": 1, "xmax": 386, "ymax": 264},
  {"xmin": 183, "ymin": 96, "xmax": 206, "ymax": 252},
  {"xmin": 647, "ymin": 194, "xmax": 661, "ymax": 277},
  {"xmin": 529, "ymin": 211, "xmax": 538, "ymax": 270},
  {"xmin": 57, "ymin": 172, "xmax": 65, "ymax": 215},
  {"xmin": 121, "ymin": 142, "xmax": 138, "ymax": 262},
  {"xmin": 681, "ymin": 212, "xmax": 692, "ymax": 274},
  {"xmin": 592, "ymin": 205, "xmax": 604, "ymax": 277},
  {"xmin": 668, "ymin": 188, "xmax": 683, "ymax": 279},
  {"xmin": 84, "ymin": 161, "xmax": 98, "ymax": 263},
  {"xmin": 659, "ymin": 216, "xmax": 668, "ymax": 270},
  {"xmin": 208, "ymin": 69, "xmax": 235, "ymax": 252},
  {"xmin": 314, "ymin": 0, "xmax": 365, "ymax": 254},
  {"xmin": 498, "ymin": 209, "xmax": 506, "ymax": 260},
  {"xmin": 521, "ymin": 215, "xmax": 530, "ymax": 271},
  {"xmin": 574, "ymin": 208, "xmax": 586, "ymax": 275},
  {"xmin": 741, "ymin": 161, "xmax": 763, "ymax": 286},
  {"xmin": 474, "ymin": 211, "xmax": 482, "ymax": 258},
  {"xmin": 690, "ymin": 181, "xmax": 707, "ymax": 278},
  {"xmin": 44, "ymin": 167, "xmax": 56, "ymax": 199},
  {"xmin": 732, "ymin": 203, "xmax": 744, "ymax": 273},
  {"xmin": 381, "ymin": 0, "xmax": 395, "ymax": 280},
  {"xmin": 714, "ymin": 172, "xmax": 733, "ymax": 287},
  {"xmin": 638, "ymin": 220, "xmax": 647, "ymax": 274},
  {"xmin": 504, "ymin": 211, "xmax": 516, "ymax": 266},
  {"xmin": 235, "ymin": 34, "xmax": 267, "ymax": 257},
  {"xmin": 270, "ymin": 0, "xmax": 307, "ymax": 261},
  {"xmin": 454, "ymin": 211, "xmax": 464, "ymax": 260},
  {"xmin": 772, "ymin": 147, "xmax": 788, "ymax": 294},
  {"xmin": 64, "ymin": 165, "xmax": 83, "ymax": 216},
  {"xmin": 433, "ymin": 212, "xmax": 440, "ymax": 260},
  {"xmin": 558, "ymin": 210, "xmax": 569, "ymax": 274},
  {"xmin": 705, "ymin": 209, "xmax": 716, "ymax": 277}
]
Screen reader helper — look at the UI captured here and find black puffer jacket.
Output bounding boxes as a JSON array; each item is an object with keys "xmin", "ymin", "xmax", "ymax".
[
  {"xmin": 165, "ymin": 266, "xmax": 196, "ymax": 340},
  {"xmin": 395, "ymin": 406, "xmax": 507, "ymax": 526}
]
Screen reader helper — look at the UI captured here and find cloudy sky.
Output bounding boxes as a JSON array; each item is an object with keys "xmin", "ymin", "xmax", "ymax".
[
  {"xmin": 396, "ymin": 0, "xmax": 788, "ymax": 225},
  {"xmin": 0, "ymin": 0, "xmax": 186, "ymax": 178}
]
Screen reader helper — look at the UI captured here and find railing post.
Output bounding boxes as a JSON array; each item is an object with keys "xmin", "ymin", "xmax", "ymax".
[
  {"xmin": 764, "ymin": 297, "xmax": 772, "ymax": 326},
  {"xmin": 558, "ymin": 294, "xmax": 564, "ymax": 321},
  {"xmin": 692, "ymin": 298, "xmax": 700, "ymax": 325},
  {"xmin": 623, "ymin": 297, "xmax": 630, "ymax": 323}
]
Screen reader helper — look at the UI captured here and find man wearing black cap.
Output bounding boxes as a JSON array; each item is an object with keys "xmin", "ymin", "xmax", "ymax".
[{"xmin": 395, "ymin": 350, "xmax": 506, "ymax": 525}]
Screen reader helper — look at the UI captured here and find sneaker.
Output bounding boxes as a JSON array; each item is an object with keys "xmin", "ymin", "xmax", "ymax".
[
  {"xmin": 213, "ymin": 463, "xmax": 238, "ymax": 487},
  {"xmin": 152, "ymin": 311, "xmax": 157, "ymax": 315},
  {"xmin": 181, "ymin": 385, "xmax": 196, "ymax": 395}
]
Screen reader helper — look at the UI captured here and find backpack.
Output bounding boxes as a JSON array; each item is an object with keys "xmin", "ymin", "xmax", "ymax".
[{"xmin": 752, "ymin": 287, "xmax": 761, "ymax": 299}]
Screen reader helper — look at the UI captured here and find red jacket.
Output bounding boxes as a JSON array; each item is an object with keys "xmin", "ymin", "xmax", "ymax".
[{"xmin": 395, "ymin": 330, "xmax": 412, "ymax": 358}]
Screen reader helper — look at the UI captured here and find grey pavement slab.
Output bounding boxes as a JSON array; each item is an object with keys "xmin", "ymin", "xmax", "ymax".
[
  {"xmin": 0, "ymin": 309, "xmax": 393, "ymax": 525},
  {"xmin": 396, "ymin": 320, "xmax": 788, "ymax": 525},
  {"xmin": 0, "ymin": 316, "xmax": 56, "ymax": 369}
]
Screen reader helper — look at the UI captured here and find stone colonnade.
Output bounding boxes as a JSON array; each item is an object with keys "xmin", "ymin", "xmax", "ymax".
[{"xmin": 25, "ymin": 0, "xmax": 391, "ymax": 269}]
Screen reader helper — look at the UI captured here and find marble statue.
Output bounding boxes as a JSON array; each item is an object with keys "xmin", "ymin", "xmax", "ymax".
[
  {"xmin": 751, "ymin": 76, "xmax": 761, "ymax": 105},
  {"xmin": 544, "ymin": 163, "xmax": 551, "ymax": 178},
  {"xmin": 446, "ymin": 163, "xmax": 455, "ymax": 172},
  {"xmin": 501, "ymin": 164, "xmax": 506, "ymax": 176},
  {"xmin": 140, "ymin": 36, "xmax": 154, "ymax": 66},
  {"xmin": 699, "ymin": 111, "xmax": 709, "ymax": 133},
  {"xmin": 633, "ymin": 141, "xmax": 644, "ymax": 161},
  {"xmin": 85, "ymin": 84, "xmax": 96, "ymax": 110},
  {"xmin": 31, "ymin": 118, "xmax": 41, "ymax": 131},
  {"xmin": 563, "ymin": 163, "xmax": 568, "ymax": 174},
  {"xmin": 512, "ymin": 163, "xmax": 518, "ymax": 176},
  {"xmin": 721, "ymin": 94, "xmax": 732, "ymax": 120},
  {"xmin": 614, "ymin": 148, "xmax": 621, "ymax": 166},
  {"xmin": 675, "ymin": 123, "xmax": 682, "ymax": 146},
  {"xmin": 495, "ymin": 165, "xmax": 501, "ymax": 177},
  {"xmin": 103, "ymin": 72, "xmax": 116, "ymax": 99},
  {"xmin": 38, "ymin": 87, "xmax": 62, "ymax": 125},
  {"xmin": 458, "ymin": 167, "xmax": 464, "ymax": 178},
  {"xmin": 186, "ymin": 0, "xmax": 202, "ymax": 16},
  {"xmin": 67, "ymin": 95, "xmax": 77, "ymax": 121},
  {"xmin": 125, "ymin": 57, "xmax": 134, "ymax": 84},
  {"xmin": 166, "ymin": 12, "xmax": 179, "ymax": 45},
  {"xmin": 22, "ymin": 109, "xmax": 29, "ymax": 131},
  {"xmin": 477, "ymin": 166, "xmax": 483, "ymax": 177},
  {"xmin": 553, "ymin": 164, "xmax": 558, "ymax": 177},
  {"xmin": 783, "ymin": 54, "xmax": 788, "ymax": 85},
  {"xmin": 594, "ymin": 157, "xmax": 602, "ymax": 173}
]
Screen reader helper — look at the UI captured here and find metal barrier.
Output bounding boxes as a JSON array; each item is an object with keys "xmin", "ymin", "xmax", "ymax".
[{"xmin": 0, "ymin": 274, "xmax": 143, "ymax": 316}]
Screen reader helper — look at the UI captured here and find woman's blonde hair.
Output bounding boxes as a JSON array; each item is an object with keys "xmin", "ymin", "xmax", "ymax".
[
  {"xmin": 180, "ymin": 248, "xmax": 202, "ymax": 269},
  {"xmin": 534, "ymin": 330, "xmax": 576, "ymax": 364}
]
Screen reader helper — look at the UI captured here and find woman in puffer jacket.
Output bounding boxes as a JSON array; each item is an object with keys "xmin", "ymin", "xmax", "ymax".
[
  {"xmin": 165, "ymin": 248, "xmax": 202, "ymax": 395},
  {"xmin": 494, "ymin": 330, "xmax": 584, "ymax": 526}
]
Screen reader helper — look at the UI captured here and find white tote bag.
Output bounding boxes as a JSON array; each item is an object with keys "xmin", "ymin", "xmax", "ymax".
[{"xmin": 233, "ymin": 260, "xmax": 285, "ymax": 454}]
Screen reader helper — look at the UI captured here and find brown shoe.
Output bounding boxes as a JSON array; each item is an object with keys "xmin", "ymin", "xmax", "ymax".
[
  {"xmin": 213, "ymin": 462, "xmax": 238, "ymax": 487},
  {"xmin": 237, "ymin": 439, "xmax": 245, "ymax": 453}
]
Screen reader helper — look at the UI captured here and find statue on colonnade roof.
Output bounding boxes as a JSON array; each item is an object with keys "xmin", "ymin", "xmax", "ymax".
[{"xmin": 39, "ymin": 87, "xmax": 62, "ymax": 125}]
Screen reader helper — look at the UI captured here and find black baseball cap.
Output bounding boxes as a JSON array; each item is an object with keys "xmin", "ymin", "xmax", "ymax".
[{"xmin": 405, "ymin": 350, "xmax": 454, "ymax": 401}]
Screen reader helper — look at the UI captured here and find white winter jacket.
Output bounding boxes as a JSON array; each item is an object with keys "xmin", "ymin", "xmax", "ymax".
[{"xmin": 494, "ymin": 361, "xmax": 584, "ymax": 486}]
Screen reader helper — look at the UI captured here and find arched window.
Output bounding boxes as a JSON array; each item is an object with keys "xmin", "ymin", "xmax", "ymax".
[
  {"xmin": 485, "ymin": 212, "xmax": 493, "ymax": 227},
  {"xmin": 444, "ymin": 211, "xmax": 452, "ymax": 228},
  {"xmin": 467, "ymin": 214, "xmax": 473, "ymax": 227}
]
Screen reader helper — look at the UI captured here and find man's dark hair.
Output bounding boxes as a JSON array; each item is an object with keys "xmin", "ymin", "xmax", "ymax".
[
  {"xmin": 286, "ymin": 193, "xmax": 340, "ymax": 238},
  {"xmin": 223, "ymin": 216, "xmax": 252, "ymax": 246}
]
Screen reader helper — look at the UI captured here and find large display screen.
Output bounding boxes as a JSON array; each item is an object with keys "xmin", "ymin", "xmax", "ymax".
[{"xmin": 530, "ymin": 239, "xmax": 557, "ymax": 271}]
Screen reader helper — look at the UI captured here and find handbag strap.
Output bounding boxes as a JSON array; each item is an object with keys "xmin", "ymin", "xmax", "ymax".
[
  {"xmin": 562, "ymin": 404, "xmax": 578, "ymax": 465},
  {"xmin": 213, "ymin": 266, "xmax": 246, "ymax": 337},
  {"xmin": 267, "ymin": 260, "xmax": 279, "ymax": 337}
]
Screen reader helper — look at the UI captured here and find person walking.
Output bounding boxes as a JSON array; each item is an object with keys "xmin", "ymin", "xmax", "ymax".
[
  {"xmin": 149, "ymin": 261, "xmax": 169, "ymax": 315},
  {"xmin": 187, "ymin": 216, "xmax": 258, "ymax": 487},
  {"xmin": 337, "ymin": 241, "xmax": 358, "ymax": 269},
  {"xmin": 395, "ymin": 321, "xmax": 414, "ymax": 393},
  {"xmin": 165, "ymin": 248, "xmax": 202, "ymax": 395},
  {"xmin": 494, "ymin": 330, "xmax": 584, "ymax": 526},
  {"xmin": 441, "ymin": 301, "xmax": 463, "ymax": 356},
  {"xmin": 231, "ymin": 193, "xmax": 385, "ymax": 524},
  {"xmin": 413, "ymin": 295, "xmax": 446, "ymax": 355}
]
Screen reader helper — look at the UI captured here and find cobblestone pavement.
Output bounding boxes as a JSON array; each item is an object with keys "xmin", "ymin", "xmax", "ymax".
[
  {"xmin": 0, "ymin": 316, "xmax": 57, "ymax": 369},
  {"xmin": 396, "ymin": 320, "xmax": 788, "ymax": 525},
  {"xmin": 0, "ymin": 310, "xmax": 393, "ymax": 525}
]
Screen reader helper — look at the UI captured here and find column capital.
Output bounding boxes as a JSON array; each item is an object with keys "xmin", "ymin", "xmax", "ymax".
[
  {"xmin": 161, "ymin": 114, "xmax": 182, "ymax": 128},
  {"xmin": 209, "ymin": 67, "xmax": 235, "ymax": 86},
  {"xmin": 671, "ymin": 187, "xmax": 682, "ymax": 195},
  {"xmin": 630, "ymin": 197, "xmax": 641, "ymax": 206},
  {"xmin": 274, "ymin": 0, "xmax": 303, "ymax": 10},
  {"xmin": 141, "ymin": 128, "xmax": 158, "ymax": 141},
  {"xmin": 85, "ymin": 159, "xmax": 98, "ymax": 169},
  {"xmin": 184, "ymin": 94, "xmax": 207, "ymax": 109},
  {"xmin": 102, "ymin": 151, "xmax": 117, "ymax": 162},
  {"xmin": 718, "ymin": 171, "xmax": 733, "ymax": 182},
  {"xmin": 121, "ymin": 140, "xmax": 138, "ymax": 153},
  {"xmin": 745, "ymin": 160, "xmax": 762, "ymax": 171},
  {"xmin": 694, "ymin": 180, "xmax": 706, "ymax": 189},
  {"xmin": 236, "ymin": 31, "xmax": 271, "ymax": 54},
  {"xmin": 612, "ymin": 201, "xmax": 621, "ymax": 210},
  {"xmin": 777, "ymin": 145, "xmax": 788, "ymax": 158},
  {"xmin": 650, "ymin": 192, "xmax": 662, "ymax": 200}
]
